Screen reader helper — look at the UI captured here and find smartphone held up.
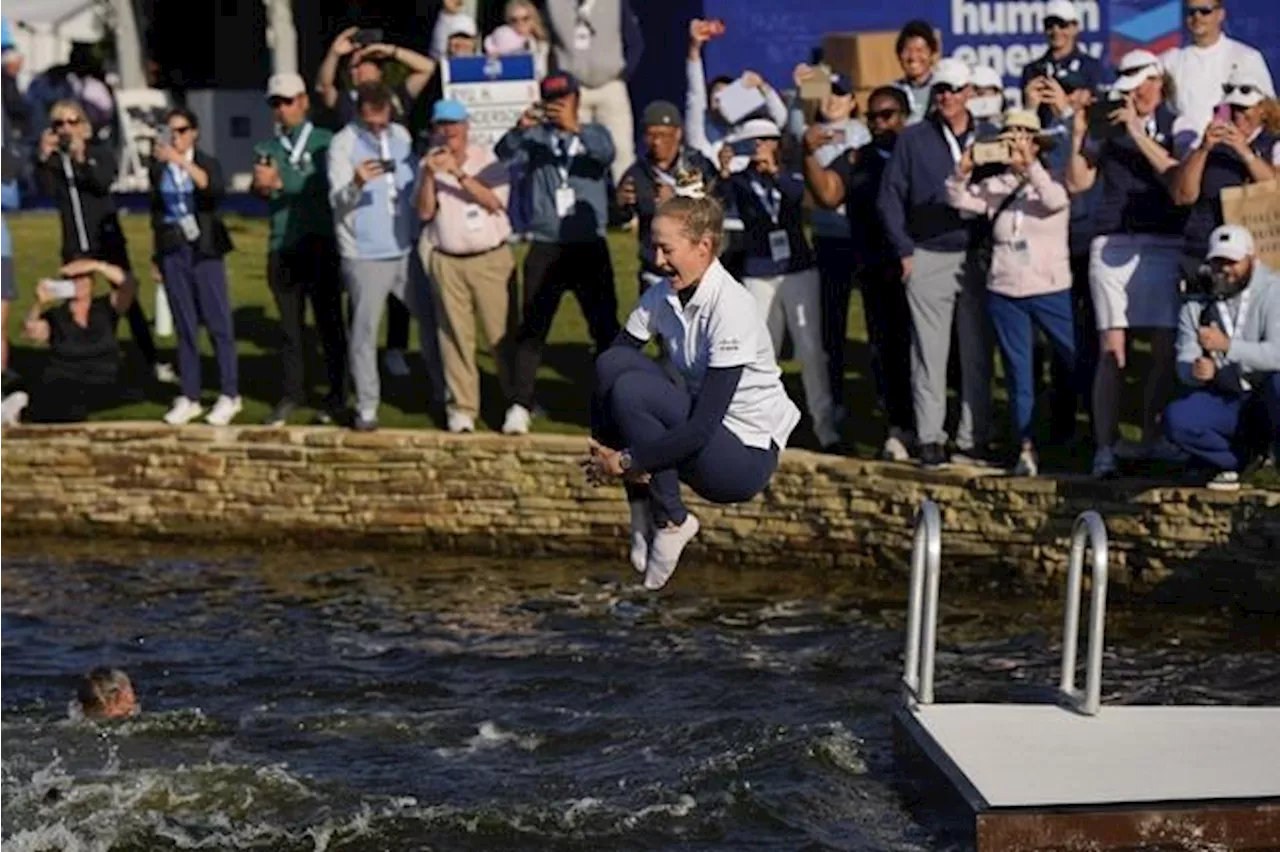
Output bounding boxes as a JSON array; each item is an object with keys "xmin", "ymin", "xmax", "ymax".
[{"xmin": 45, "ymin": 279, "xmax": 78, "ymax": 300}]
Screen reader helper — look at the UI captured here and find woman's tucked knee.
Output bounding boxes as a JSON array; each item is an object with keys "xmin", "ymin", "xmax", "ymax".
[{"xmin": 594, "ymin": 346, "xmax": 651, "ymax": 396}]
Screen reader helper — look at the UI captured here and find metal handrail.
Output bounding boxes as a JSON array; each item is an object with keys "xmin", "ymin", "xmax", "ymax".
[
  {"xmin": 1059, "ymin": 511, "xmax": 1109, "ymax": 716},
  {"xmin": 903, "ymin": 500, "xmax": 941, "ymax": 706}
]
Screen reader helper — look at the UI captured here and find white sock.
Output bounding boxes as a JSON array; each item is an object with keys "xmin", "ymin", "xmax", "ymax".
[
  {"xmin": 629, "ymin": 500, "xmax": 653, "ymax": 573},
  {"xmin": 644, "ymin": 514, "xmax": 700, "ymax": 591}
]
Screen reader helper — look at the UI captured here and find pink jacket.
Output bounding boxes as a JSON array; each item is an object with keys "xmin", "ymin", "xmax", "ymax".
[{"xmin": 945, "ymin": 160, "xmax": 1071, "ymax": 299}]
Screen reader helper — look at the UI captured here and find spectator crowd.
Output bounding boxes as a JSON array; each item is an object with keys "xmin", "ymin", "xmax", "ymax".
[{"xmin": 2, "ymin": 0, "xmax": 1279, "ymax": 492}]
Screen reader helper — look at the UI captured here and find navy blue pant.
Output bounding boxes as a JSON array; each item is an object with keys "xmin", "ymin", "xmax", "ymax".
[
  {"xmin": 159, "ymin": 245, "xmax": 238, "ymax": 400},
  {"xmin": 1164, "ymin": 373, "xmax": 1280, "ymax": 472},
  {"xmin": 987, "ymin": 289, "xmax": 1078, "ymax": 444},
  {"xmin": 815, "ymin": 236, "xmax": 855, "ymax": 402},
  {"xmin": 593, "ymin": 346, "xmax": 778, "ymax": 527}
]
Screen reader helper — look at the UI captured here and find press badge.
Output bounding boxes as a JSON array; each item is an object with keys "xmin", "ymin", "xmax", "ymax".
[
  {"xmin": 555, "ymin": 185, "xmax": 576, "ymax": 218},
  {"xmin": 768, "ymin": 229, "xmax": 791, "ymax": 263},
  {"xmin": 178, "ymin": 214, "xmax": 201, "ymax": 242},
  {"xmin": 463, "ymin": 203, "xmax": 484, "ymax": 231},
  {"xmin": 1011, "ymin": 238, "xmax": 1030, "ymax": 265}
]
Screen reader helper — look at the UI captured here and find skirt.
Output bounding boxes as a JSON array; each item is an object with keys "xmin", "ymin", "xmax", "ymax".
[{"xmin": 1088, "ymin": 233, "xmax": 1183, "ymax": 331}]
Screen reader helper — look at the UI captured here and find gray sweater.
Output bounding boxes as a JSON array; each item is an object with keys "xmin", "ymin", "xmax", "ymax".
[
  {"xmin": 495, "ymin": 122, "xmax": 615, "ymax": 244},
  {"xmin": 1176, "ymin": 262, "xmax": 1280, "ymax": 392},
  {"xmin": 545, "ymin": 0, "xmax": 624, "ymax": 88}
]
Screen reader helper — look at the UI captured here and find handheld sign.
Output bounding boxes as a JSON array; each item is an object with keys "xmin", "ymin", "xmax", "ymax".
[{"xmin": 443, "ymin": 54, "xmax": 539, "ymax": 150}]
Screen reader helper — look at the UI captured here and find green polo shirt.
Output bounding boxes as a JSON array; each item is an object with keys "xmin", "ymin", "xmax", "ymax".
[{"xmin": 253, "ymin": 121, "xmax": 335, "ymax": 252}]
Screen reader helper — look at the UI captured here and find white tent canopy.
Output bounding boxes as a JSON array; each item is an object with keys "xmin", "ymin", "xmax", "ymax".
[{"xmin": 5, "ymin": 0, "xmax": 103, "ymax": 86}]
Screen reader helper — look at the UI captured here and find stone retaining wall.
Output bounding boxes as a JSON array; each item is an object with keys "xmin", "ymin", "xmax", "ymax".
[{"xmin": 2, "ymin": 424, "xmax": 1277, "ymax": 599}]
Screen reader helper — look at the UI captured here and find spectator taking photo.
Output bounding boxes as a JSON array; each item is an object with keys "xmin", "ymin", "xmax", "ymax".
[
  {"xmin": 16, "ymin": 258, "xmax": 136, "ymax": 424},
  {"xmin": 1165, "ymin": 225, "xmax": 1280, "ymax": 491}
]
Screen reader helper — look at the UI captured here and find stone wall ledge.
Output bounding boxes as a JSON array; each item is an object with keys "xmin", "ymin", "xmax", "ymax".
[{"xmin": 3, "ymin": 423, "xmax": 1277, "ymax": 604}]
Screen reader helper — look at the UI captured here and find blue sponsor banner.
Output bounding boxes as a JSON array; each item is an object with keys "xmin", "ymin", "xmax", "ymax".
[
  {"xmin": 698, "ymin": 0, "xmax": 1278, "ymax": 96},
  {"xmin": 444, "ymin": 54, "xmax": 537, "ymax": 85}
]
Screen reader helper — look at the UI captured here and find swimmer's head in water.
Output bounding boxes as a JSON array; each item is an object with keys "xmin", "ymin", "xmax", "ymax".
[{"xmin": 77, "ymin": 667, "xmax": 138, "ymax": 720}]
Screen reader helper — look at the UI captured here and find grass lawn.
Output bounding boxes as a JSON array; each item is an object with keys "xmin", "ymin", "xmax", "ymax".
[{"xmin": 10, "ymin": 210, "xmax": 1276, "ymax": 487}]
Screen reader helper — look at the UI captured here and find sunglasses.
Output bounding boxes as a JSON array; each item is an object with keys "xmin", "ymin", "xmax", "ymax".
[
  {"xmin": 267, "ymin": 95, "xmax": 296, "ymax": 108},
  {"xmin": 51, "ymin": 117, "xmax": 82, "ymax": 129},
  {"xmin": 1184, "ymin": 4, "xmax": 1219, "ymax": 16},
  {"xmin": 169, "ymin": 125, "xmax": 194, "ymax": 135},
  {"xmin": 867, "ymin": 108, "xmax": 902, "ymax": 122},
  {"xmin": 1222, "ymin": 84, "xmax": 1259, "ymax": 95},
  {"xmin": 933, "ymin": 84, "xmax": 963, "ymax": 96},
  {"xmin": 1044, "ymin": 17, "xmax": 1074, "ymax": 30}
]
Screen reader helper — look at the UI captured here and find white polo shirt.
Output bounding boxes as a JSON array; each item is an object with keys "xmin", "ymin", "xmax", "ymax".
[
  {"xmin": 624, "ymin": 259, "xmax": 801, "ymax": 452},
  {"xmin": 1161, "ymin": 36, "xmax": 1276, "ymax": 132}
]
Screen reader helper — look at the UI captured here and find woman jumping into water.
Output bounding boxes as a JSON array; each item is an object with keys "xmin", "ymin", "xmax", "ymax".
[{"xmin": 584, "ymin": 188, "xmax": 801, "ymax": 590}]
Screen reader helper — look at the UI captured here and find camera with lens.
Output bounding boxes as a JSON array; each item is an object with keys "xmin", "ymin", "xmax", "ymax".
[{"xmin": 56, "ymin": 133, "xmax": 73, "ymax": 153}]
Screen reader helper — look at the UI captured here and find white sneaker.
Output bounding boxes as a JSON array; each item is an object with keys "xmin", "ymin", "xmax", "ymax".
[
  {"xmin": 644, "ymin": 514, "xmax": 700, "ymax": 591},
  {"xmin": 1206, "ymin": 470, "xmax": 1241, "ymax": 491},
  {"xmin": 1012, "ymin": 445, "xmax": 1039, "ymax": 477},
  {"xmin": 154, "ymin": 362, "xmax": 179, "ymax": 385},
  {"xmin": 163, "ymin": 396, "xmax": 204, "ymax": 425},
  {"xmin": 1, "ymin": 391, "xmax": 29, "ymax": 425},
  {"xmin": 881, "ymin": 428, "xmax": 912, "ymax": 462},
  {"xmin": 1092, "ymin": 444, "xmax": 1117, "ymax": 479},
  {"xmin": 382, "ymin": 349, "xmax": 410, "ymax": 378},
  {"xmin": 502, "ymin": 404, "xmax": 531, "ymax": 435},
  {"xmin": 446, "ymin": 410, "xmax": 476, "ymax": 434},
  {"xmin": 204, "ymin": 395, "xmax": 242, "ymax": 426},
  {"xmin": 629, "ymin": 501, "xmax": 654, "ymax": 573}
]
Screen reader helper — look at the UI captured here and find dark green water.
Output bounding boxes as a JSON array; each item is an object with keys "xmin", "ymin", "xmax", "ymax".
[{"xmin": 2, "ymin": 542, "xmax": 1276, "ymax": 851}]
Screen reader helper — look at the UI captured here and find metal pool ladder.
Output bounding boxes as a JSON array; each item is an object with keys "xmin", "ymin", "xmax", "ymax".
[
  {"xmin": 893, "ymin": 499, "xmax": 1280, "ymax": 851},
  {"xmin": 901, "ymin": 500, "xmax": 1111, "ymax": 714}
]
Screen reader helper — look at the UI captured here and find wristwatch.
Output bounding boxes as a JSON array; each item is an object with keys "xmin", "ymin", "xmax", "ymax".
[{"xmin": 618, "ymin": 449, "xmax": 633, "ymax": 472}]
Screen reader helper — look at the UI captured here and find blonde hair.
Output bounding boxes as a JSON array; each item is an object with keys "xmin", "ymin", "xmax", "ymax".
[
  {"xmin": 505, "ymin": 0, "xmax": 547, "ymax": 42},
  {"xmin": 1260, "ymin": 98, "xmax": 1280, "ymax": 135},
  {"xmin": 77, "ymin": 667, "xmax": 132, "ymax": 718},
  {"xmin": 656, "ymin": 194, "xmax": 725, "ymax": 255},
  {"xmin": 49, "ymin": 98, "xmax": 90, "ymax": 127}
]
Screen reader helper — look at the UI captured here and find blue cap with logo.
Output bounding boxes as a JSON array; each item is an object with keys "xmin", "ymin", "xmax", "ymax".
[
  {"xmin": 432, "ymin": 99, "xmax": 469, "ymax": 123},
  {"xmin": 1, "ymin": 18, "xmax": 15, "ymax": 52}
]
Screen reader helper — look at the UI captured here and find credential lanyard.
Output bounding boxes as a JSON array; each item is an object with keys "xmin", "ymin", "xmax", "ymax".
[
  {"xmin": 552, "ymin": 132, "xmax": 580, "ymax": 187},
  {"xmin": 941, "ymin": 124, "xmax": 964, "ymax": 164},
  {"xmin": 378, "ymin": 131, "xmax": 397, "ymax": 214},
  {"xmin": 749, "ymin": 178, "xmax": 782, "ymax": 225},
  {"xmin": 169, "ymin": 159, "xmax": 193, "ymax": 217},
  {"xmin": 278, "ymin": 121, "xmax": 313, "ymax": 168}
]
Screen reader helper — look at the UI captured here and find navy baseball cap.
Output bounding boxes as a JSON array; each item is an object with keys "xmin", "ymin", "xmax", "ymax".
[
  {"xmin": 642, "ymin": 100, "xmax": 682, "ymax": 128},
  {"xmin": 540, "ymin": 72, "xmax": 580, "ymax": 101},
  {"xmin": 830, "ymin": 72, "xmax": 852, "ymax": 96}
]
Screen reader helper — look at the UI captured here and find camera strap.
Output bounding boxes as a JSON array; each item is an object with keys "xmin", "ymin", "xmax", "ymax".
[
  {"xmin": 59, "ymin": 153, "xmax": 91, "ymax": 253},
  {"xmin": 277, "ymin": 121, "xmax": 313, "ymax": 168}
]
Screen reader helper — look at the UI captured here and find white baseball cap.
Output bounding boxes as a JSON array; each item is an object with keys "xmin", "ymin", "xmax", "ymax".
[
  {"xmin": 267, "ymin": 72, "xmax": 307, "ymax": 100},
  {"xmin": 970, "ymin": 65, "xmax": 1002, "ymax": 91},
  {"xmin": 932, "ymin": 58, "xmax": 971, "ymax": 90},
  {"xmin": 1044, "ymin": 0, "xmax": 1081, "ymax": 23},
  {"xmin": 728, "ymin": 118, "xmax": 782, "ymax": 143},
  {"xmin": 1222, "ymin": 65, "xmax": 1269, "ymax": 108},
  {"xmin": 1113, "ymin": 49, "xmax": 1162, "ymax": 93},
  {"xmin": 1206, "ymin": 225, "xmax": 1255, "ymax": 262}
]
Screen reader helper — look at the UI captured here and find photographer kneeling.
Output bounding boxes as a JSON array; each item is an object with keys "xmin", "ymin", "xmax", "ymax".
[
  {"xmin": 1164, "ymin": 226, "xmax": 1280, "ymax": 491},
  {"xmin": 945, "ymin": 110, "xmax": 1076, "ymax": 477},
  {"xmin": 20, "ymin": 258, "xmax": 136, "ymax": 423}
]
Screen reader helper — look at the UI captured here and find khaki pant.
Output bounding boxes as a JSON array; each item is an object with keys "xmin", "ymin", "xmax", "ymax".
[
  {"xmin": 429, "ymin": 245, "xmax": 516, "ymax": 418},
  {"xmin": 577, "ymin": 78, "xmax": 634, "ymax": 185}
]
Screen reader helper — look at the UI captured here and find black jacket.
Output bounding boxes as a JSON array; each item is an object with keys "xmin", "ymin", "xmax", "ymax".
[
  {"xmin": 148, "ymin": 148, "xmax": 234, "ymax": 260},
  {"xmin": 33, "ymin": 139, "xmax": 130, "ymax": 265}
]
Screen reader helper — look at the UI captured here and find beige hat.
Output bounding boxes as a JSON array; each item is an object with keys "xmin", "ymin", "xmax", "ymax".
[
  {"xmin": 998, "ymin": 109, "xmax": 1056, "ymax": 148},
  {"xmin": 267, "ymin": 72, "xmax": 306, "ymax": 100}
]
